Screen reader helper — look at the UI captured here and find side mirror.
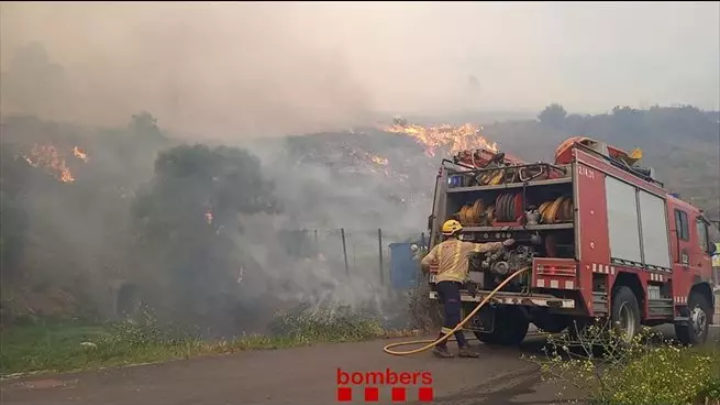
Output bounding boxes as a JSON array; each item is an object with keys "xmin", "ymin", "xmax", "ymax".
[
  {"xmin": 427, "ymin": 215, "xmax": 434, "ymax": 232},
  {"xmin": 709, "ymin": 242, "xmax": 718, "ymax": 256}
]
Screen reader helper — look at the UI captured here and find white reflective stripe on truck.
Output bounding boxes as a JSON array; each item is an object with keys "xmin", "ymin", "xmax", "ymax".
[{"xmin": 428, "ymin": 291, "xmax": 576, "ymax": 309}]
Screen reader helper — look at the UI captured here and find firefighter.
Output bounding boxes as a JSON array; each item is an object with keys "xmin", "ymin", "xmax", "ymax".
[{"xmin": 421, "ymin": 219, "xmax": 515, "ymax": 358}]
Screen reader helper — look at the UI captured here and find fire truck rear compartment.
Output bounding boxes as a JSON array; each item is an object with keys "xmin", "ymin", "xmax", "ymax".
[
  {"xmin": 436, "ymin": 162, "xmax": 582, "ymax": 335},
  {"xmin": 444, "ymin": 167, "xmax": 577, "ymax": 292}
]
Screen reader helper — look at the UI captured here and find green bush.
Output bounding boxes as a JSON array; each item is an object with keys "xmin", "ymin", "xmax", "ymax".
[
  {"xmin": 406, "ymin": 281, "xmax": 442, "ymax": 332},
  {"xmin": 526, "ymin": 319, "xmax": 720, "ymax": 405},
  {"xmin": 599, "ymin": 345, "xmax": 719, "ymax": 405}
]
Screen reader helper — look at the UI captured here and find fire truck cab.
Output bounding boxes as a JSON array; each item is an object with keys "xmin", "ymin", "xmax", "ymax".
[{"xmin": 426, "ymin": 137, "xmax": 716, "ymax": 346}]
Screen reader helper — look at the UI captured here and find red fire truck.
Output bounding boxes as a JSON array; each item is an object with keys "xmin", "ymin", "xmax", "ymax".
[{"xmin": 426, "ymin": 137, "xmax": 717, "ymax": 345}]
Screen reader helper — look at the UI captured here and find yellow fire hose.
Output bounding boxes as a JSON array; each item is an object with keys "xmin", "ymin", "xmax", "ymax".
[{"xmin": 383, "ymin": 267, "xmax": 530, "ymax": 356}]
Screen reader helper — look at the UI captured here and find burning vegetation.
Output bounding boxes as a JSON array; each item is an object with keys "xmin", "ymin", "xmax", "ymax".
[
  {"xmin": 73, "ymin": 146, "xmax": 89, "ymax": 162},
  {"xmin": 21, "ymin": 144, "xmax": 89, "ymax": 183},
  {"xmin": 1, "ymin": 105, "xmax": 716, "ymax": 345},
  {"xmin": 371, "ymin": 155, "xmax": 389, "ymax": 166},
  {"xmin": 381, "ymin": 118, "xmax": 498, "ymax": 157}
]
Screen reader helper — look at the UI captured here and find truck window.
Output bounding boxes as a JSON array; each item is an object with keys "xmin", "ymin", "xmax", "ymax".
[
  {"xmin": 696, "ymin": 219, "xmax": 709, "ymax": 253},
  {"xmin": 675, "ymin": 209, "xmax": 689, "ymax": 241}
]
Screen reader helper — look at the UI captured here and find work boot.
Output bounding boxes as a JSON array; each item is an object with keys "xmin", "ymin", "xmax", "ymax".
[
  {"xmin": 458, "ymin": 347, "xmax": 480, "ymax": 358},
  {"xmin": 432, "ymin": 346, "xmax": 454, "ymax": 358}
]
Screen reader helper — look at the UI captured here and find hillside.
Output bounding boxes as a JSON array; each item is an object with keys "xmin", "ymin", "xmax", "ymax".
[
  {"xmin": 0, "ymin": 105, "xmax": 718, "ymax": 331},
  {"xmin": 250, "ymin": 106, "xmax": 720, "ymax": 228}
]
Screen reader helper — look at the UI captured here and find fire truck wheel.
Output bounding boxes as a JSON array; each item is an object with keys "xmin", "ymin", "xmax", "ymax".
[
  {"xmin": 675, "ymin": 292, "xmax": 710, "ymax": 346},
  {"xmin": 610, "ymin": 286, "xmax": 641, "ymax": 343},
  {"xmin": 474, "ymin": 306, "xmax": 529, "ymax": 346},
  {"xmin": 474, "ymin": 330, "xmax": 500, "ymax": 345}
]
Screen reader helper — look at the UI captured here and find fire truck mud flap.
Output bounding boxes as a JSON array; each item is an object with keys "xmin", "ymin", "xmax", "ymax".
[{"xmin": 429, "ymin": 291, "xmax": 575, "ymax": 309}]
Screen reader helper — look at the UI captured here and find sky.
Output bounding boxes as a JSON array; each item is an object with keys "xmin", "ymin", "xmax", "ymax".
[{"xmin": 1, "ymin": 1, "xmax": 718, "ymax": 137}]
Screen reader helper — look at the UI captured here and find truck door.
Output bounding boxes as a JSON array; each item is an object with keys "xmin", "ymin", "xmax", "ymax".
[
  {"xmin": 692, "ymin": 217, "xmax": 714, "ymax": 282},
  {"xmin": 673, "ymin": 209, "xmax": 692, "ymax": 268},
  {"xmin": 673, "ymin": 208, "xmax": 713, "ymax": 281}
]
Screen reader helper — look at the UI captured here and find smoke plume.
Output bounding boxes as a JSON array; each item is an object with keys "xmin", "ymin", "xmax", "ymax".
[{"xmin": 2, "ymin": 2, "xmax": 718, "ymax": 135}]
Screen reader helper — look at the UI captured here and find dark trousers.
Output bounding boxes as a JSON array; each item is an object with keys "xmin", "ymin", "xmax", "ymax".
[{"xmin": 435, "ymin": 281, "xmax": 468, "ymax": 349}]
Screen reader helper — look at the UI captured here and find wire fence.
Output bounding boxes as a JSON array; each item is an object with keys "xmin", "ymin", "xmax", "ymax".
[
  {"xmin": 277, "ymin": 228, "xmax": 427, "ymax": 286},
  {"xmin": 283, "ymin": 228, "xmax": 720, "ymax": 290}
]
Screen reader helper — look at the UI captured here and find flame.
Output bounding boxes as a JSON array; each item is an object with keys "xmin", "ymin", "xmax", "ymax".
[
  {"xmin": 73, "ymin": 146, "xmax": 89, "ymax": 162},
  {"xmin": 371, "ymin": 155, "xmax": 389, "ymax": 166},
  {"xmin": 23, "ymin": 144, "xmax": 75, "ymax": 183},
  {"xmin": 381, "ymin": 122, "xmax": 498, "ymax": 157}
]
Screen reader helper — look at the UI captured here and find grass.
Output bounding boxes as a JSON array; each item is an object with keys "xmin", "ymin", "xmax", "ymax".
[
  {"xmin": 601, "ymin": 344, "xmax": 720, "ymax": 405},
  {"xmin": 526, "ymin": 319, "xmax": 720, "ymax": 405},
  {"xmin": 0, "ymin": 305, "xmax": 418, "ymax": 378}
]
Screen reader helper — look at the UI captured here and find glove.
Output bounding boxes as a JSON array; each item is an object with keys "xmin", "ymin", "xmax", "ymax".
[{"xmin": 502, "ymin": 238, "xmax": 516, "ymax": 247}]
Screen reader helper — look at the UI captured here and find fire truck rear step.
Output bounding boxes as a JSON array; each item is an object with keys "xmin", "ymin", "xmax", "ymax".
[
  {"xmin": 592, "ymin": 292, "xmax": 609, "ymax": 316},
  {"xmin": 648, "ymin": 298, "xmax": 674, "ymax": 317},
  {"xmin": 430, "ymin": 290, "xmax": 576, "ymax": 309}
]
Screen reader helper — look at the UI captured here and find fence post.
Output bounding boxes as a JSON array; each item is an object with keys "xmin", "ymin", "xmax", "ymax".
[
  {"xmin": 341, "ymin": 228, "xmax": 349, "ymax": 275},
  {"xmin": 378, "ymin": 228, "xmax": 384, "ymax": 285},
  {"xmin": 352, "ymin": 241, "xmax": 357, "ymax": 271}
]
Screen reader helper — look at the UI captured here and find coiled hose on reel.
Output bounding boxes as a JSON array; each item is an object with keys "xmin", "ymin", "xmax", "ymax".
[{"xmin": 382, "ymin": 267, "xmax": 530, "ymax": 356}]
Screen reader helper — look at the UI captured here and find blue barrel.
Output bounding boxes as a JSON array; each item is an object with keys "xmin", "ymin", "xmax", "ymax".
[{"xmin": 389, "ymin": 242, "xmax": 421, "ymax": 290}]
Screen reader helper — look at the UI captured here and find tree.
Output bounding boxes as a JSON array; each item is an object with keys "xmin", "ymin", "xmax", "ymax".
[
  {"xmin": 0, "ymin": 191, "xmax": 28, "ymax": 274},
  {"xmin": 0, "ymin": 142, "xmax": 31, "ymax": 277},
  {"xmin": 130, "ymin": 144, "xmax": 279, "ymax": 323},
  {"xmin": 129, "ymin": 111, "xmax": 164, "ymax": 140},
  {"xmin": 538, "ymin": 103, "xmax": 567, "ymax": 128},
  {"xmin": 610, "ymin": 106, "xmax": 643, "ymax": 136},
  {"xmin": 392, "ymin": 116, "xmax": 408, "ymax": 127}
]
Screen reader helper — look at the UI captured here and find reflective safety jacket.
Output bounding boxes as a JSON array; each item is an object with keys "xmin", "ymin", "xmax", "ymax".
[{"xmin": 421, "ymin": 239, "xmax": 503, "ymax": 283}]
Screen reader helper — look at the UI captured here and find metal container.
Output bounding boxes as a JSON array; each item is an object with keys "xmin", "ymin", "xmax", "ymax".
[
  {"xmin": 448, "ymin": 175, "xmax": 465, "ymax": 188},
  {"xmin": 388, "ymin": 242, "xmax": 422, "ymax": 290}
]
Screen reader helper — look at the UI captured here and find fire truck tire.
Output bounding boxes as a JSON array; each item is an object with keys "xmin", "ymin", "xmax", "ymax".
[
  {"xmin": 474, "ymin": 331, "xmax": 499, "ymax": 345},
  {"xmin": 474, "ymin": 306, "xmax": 529, "ymax": 346},
  {"xmin": 610, "ymin": 286, "xmax": 641, "ymax": 342},
  {"xmin": 675, "ymin": 292, "xmax": 711, "ymax": 346}
]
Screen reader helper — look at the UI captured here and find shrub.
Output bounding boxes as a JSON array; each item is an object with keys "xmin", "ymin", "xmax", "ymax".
[
  {"xmin": 407, "ymin": 281, "xmax": 442, "ymax": 332},
  {"xmin": 268, "ymin": 303, "xmax": 384, "ymax": 343},
  {"xmin": 526, "ymin": 318, "xmax": 720, "ymax": 405},
  {"xmin": 2, "ymin": 302, "xmax": 408, "ymax": 376}
]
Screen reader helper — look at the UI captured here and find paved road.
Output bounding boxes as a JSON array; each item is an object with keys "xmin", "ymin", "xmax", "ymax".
[{"xmin": 1, "ymin": 326, "xmax": 717, "ymax": 405}]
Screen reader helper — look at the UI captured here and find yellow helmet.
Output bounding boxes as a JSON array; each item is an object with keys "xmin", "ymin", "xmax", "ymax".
[{"xmin": 441, "ymin": 219, "xmax": 463, "ymax": 236}]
